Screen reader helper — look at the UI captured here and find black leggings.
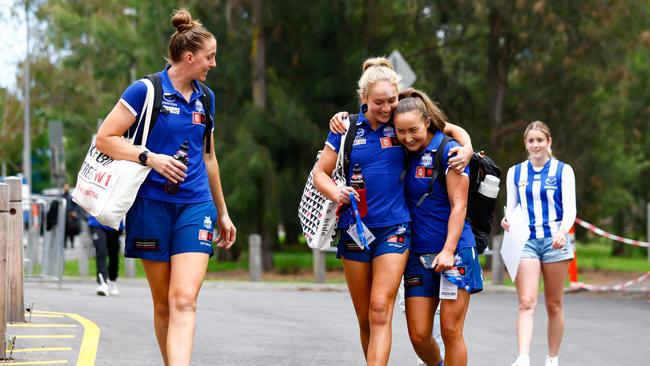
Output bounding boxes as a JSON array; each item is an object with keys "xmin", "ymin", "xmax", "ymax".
[{"xmin": 91, "ymin": 227, "xmax": 121, "ymax": 283}]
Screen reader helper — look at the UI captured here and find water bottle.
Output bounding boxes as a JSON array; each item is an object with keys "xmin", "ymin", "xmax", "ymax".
[
  {"xmin": 350, "ymin": 164, "xmax": 368, "ymax": 217},
  {"xmin": 163, "ymin": 140, "xmax": 189, "ymax": 195},
  {"xmin": 478, "ymin": 174, "xmax": 500, "ymax": 198}
]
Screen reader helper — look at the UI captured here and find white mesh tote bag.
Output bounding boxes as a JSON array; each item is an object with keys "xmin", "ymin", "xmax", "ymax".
[
  {"xmin": 71, "ymin": 78, "xmax": 156, "ymax": 230},
  {"xmin": 298, "ymin": 118, "xmax": 350, "ymax": 250}
]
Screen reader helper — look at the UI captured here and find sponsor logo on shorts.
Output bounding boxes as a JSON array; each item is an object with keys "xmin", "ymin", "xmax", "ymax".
[
  {"xmin": 404, "ymin": 275, "xmax": 423, "ymax": 287},
  {"xmin": 345, "ymin": 241, "xmax": 363, "ymax": 252},
  {"xmin": 134, "ymin": 239, "xmax": 160, "ymax": 251},
  {"xmin": 198, "ymin": 229, "xmax": 213, "ymax": 242}
]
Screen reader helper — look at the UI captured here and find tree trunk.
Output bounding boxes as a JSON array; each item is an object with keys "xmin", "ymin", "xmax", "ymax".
[
  {"xmin": 250, "ymin": 0, "xmax": 273, "ymax": 270},
  {"xmin": 487, "ymin": 7, "xmax": 511, "ymax": 148}
]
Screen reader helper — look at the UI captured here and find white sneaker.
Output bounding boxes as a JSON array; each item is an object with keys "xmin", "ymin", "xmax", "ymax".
[
  {"xmin": 545, "ymin": 355, "xmax": 559, "ymax": 366},
  {"xmin": 96, "ymin": 274, "xmax": 109, "ymax": 296},
  {"xmin": 511, "ymin": 355, "xmax": 530, "ymax": 366},
  {"xmin": 108, "ymin": 281, "xmax": 119, "ymax": 296}
]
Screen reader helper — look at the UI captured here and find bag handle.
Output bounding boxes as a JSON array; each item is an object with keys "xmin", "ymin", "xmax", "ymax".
[
  {"xmin": 128, "ymin": 78, "xmax": 156, "ymax": 147},
  {"xmin": 332, "ymin": 116, "xmax": 351, "ymax": 182}
]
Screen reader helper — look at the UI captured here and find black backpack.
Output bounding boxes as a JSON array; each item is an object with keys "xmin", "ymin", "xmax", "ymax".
[
  {"xmin": 130, "ymin": 72, "xmax": 214, "ymax": 153},
  {"xmin": 417, "ymin": 135, "xmax": 501, "ymax": 254}
]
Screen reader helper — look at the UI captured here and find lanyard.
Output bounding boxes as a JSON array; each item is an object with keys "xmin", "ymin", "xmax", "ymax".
[
  {"xmin": 442, "ymin": 270, "xmax": 471, "ymax": 293},
  {"xmin": 349, "ymin": 192, "xmax": 369, "ymax": 249}
]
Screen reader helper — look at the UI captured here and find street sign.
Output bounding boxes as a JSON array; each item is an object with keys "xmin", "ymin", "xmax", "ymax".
[{"xmin": 389, "ymin": 50, "xmax": 417, "ymax": 89}]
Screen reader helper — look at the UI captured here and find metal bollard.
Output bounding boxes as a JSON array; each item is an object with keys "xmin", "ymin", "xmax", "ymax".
[
  {"xmin": 491, "ymin": 234, "xmax": 504, "ymax": 285},
  {"xmin": 312, "ymin": 249, "xmax": 326, "ymax": 283},
  {"xmin": 248, "ymin": 234, "xmax": 262, "ymax": 281},
  {"xmin": 0, "ymin": 183, "xmax": 9, "ymax": 359},
  {"xmin": 6, "ymin": 177, "xmax": 25, "ymax": 322}
]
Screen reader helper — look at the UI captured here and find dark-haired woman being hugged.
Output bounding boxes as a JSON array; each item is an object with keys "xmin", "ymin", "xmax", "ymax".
[
  {"xmin": 501, "ymin": 121, "xmax": 575, "ymax": 366},
  {"xmin": 314, "ymin": 58, "xmax": 472, "ymax": 366},
  {"xmin": 95, "ymin": 9, "xmax": 236, "ymax": 365},
  {"xmin": 394, "ymin": 89, "xmax": 483, "ymax": 366}
]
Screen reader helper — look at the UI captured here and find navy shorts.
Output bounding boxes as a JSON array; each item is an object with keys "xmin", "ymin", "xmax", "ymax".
[
  {"xmin": 336, "ymin": 223, "xmax": 410, "ymax": 263},
  {"xmin": 125, "ymin": 197, "xmax": 216, "ymax": 262},
  {"xmin": 404, "ymin": 246, "xmax": 483, "ymax": 298}
]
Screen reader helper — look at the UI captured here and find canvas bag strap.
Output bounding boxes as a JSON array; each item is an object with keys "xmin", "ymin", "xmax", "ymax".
[
  {"xmin": 333, "ymin": 116, "xmax": 351, "ymax": 182},
  {"xmin": 128, "ymin": 78, "xmax": 156, "ymax": 147}
]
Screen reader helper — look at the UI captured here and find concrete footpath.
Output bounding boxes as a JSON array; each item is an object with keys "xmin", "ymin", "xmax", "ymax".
[{"xmin": 7, "ymin": 279, "xmax": 649, "ymax": 365}]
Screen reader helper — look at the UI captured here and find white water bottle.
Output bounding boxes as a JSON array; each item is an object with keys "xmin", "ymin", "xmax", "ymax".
[{"xmin": 478, "ymin": 174, "xmax": 500, "ymax": 198}]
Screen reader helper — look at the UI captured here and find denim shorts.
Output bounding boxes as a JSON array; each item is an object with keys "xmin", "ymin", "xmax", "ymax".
[
  {"xmin": 404, "ymin": 246, "xmax": 483, "ymax": 298},
  {"xmin": 336, "ymin": 223, "xmax": 410, "ymax": 263},
  {"xmin": 521, "ymin": 236, "xmax": 574, "ymax": 263},
  {"xmin": 125, "ymin": 197, "xmax": 216, "ymax": 262}
]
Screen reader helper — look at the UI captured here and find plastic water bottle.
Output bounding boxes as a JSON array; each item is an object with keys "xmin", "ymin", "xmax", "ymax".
[
  {"xmin": 478, "ymin": 174, "xmax": 500, "ymax": 198},
  {"xmin": 350, "ymin": 164, "xmax": 368, "ymax": 217},
  {"xmin": 163, "ymin": 140, "xmax": 189, "ymax": 195}
]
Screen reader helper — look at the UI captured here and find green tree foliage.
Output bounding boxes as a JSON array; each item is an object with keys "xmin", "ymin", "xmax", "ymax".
[{"xmin": 7, "ymin": 0, "xmax": 649, "ymax": 260}]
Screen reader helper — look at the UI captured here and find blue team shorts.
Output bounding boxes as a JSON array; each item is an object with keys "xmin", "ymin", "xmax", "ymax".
[
  {"xmin": 336, "ymin": 223, "xmax": 410, "ymax": 263},
  {"xmin": 404, "ymin": 246, "xmax": 483, "ymax": 298},
  {"xmin": 521, "ymin": 236, "xmax": 574, "ymax": 263},
  {"xmin": 125, "ymin": 197, "xmax": 216, "ymax": 262}
]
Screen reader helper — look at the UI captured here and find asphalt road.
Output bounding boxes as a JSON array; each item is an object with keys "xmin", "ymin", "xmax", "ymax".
[{"xmin": 13, "ymin": 279, "xmax": 649, "ymax": 366}]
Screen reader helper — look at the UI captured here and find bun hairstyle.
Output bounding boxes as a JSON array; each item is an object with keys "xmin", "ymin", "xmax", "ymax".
[
  {"xmin": 168, "ymin": 9, "xmax": 215, "ymax": 63},
  {"xmin": 395, "ymin": 88, "xmax": 447, "ymax": 133},
  {"xmin": 357, "ymin": 57, "xmax": 401, "ymax": 102},
  {"xmin": 524, "ymin": 120, "xmax": 553, "ymax": 157}
]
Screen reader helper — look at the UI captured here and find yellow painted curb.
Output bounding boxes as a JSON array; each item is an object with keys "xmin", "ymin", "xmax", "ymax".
[{"xmin": 32, "ymin": 310, "xmax": 100, "ymax": 366}]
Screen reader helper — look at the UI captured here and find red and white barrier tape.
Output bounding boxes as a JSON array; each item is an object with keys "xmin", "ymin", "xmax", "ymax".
[
  {"xmin": 575, "ymin": 218, "xmax": 650, "ymax": 248},
  {"xmin": 569, "ymin": 271, "xmax": 650, "ymax": 292}
]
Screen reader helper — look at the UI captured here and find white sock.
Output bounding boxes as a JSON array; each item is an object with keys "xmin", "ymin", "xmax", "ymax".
[
  {"xmin": 545, "ymin": 355, "xmax": 559, "ymax": 366},
  {"xmin": 512, "ymin": 355, "xmax": 530, "ymax": 366}
]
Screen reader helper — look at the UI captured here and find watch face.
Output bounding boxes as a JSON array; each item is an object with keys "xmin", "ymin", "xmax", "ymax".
[{"xmin": 139, "ymin": 152, "xmax": 148, "ymax": 165}]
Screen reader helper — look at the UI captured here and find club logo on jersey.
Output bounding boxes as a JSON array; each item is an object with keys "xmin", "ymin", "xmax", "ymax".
[
  {"xmin": 203, "ymin": 216, "xmax": 212, "ymax": 230},
  {"xmin": 544, "ymin": 176, "xmax": 558, "ymax": 190},
  {"xmin": 415, "ymin": 166, "xmax": 434, "ymax": 178},
  {"xmin": 356, "ymin": 128, "xmax": 365, "ymax": 137},
  {"xmin": 421, "ymin": 152, "xmax": 433, "ymax": 167},
  {"xmin": 353, "ymin": 138, "xmax": 367, "ymax": 146},
  {"xmin": 396, "ymin": 225, "xmax": 407, "ymax": 235},
  {"xmin": 383, "ymin": 126, "xmax": 396, "ymax": 137},
  {"xmin": 194, "ymin": 100, "xmax": 205, "ymax": 113}
]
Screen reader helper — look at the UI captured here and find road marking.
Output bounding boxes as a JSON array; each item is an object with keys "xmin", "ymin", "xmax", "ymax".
[
  {"xmin": 10, "ymin": 347, "xmax": 73, "ymax": 353},
  {"xmin": 32, "ymin": 311, "xmax": 100, "ymax": 366},
  {"xmin": 0, "ymin": 361, "xmax": 68, "ymax": 365},
  {"xmin": 8, "ymin": 324, "xmax": 76, "ymax": 328},
  {"xmin": 25, "ymin": 314, "xmax": 65, "ymax": 318},
  {"xmin": 14, "ymin": 335, "xmax": 75, "ymax": 339}
]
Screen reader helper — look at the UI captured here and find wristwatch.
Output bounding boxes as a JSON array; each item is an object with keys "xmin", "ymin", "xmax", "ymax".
[{"xmin": 138, "ymin": 150, "xmax": 149, "ymax": 166}]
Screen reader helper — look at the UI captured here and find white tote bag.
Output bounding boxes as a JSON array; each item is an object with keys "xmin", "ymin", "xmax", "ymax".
[
  {"xmin": 298, "ymin": 118, "xmax": 350, "ymax": 251},
  {"xmin": 72, "ymin": 78, "xmax": 156, "ymax": 230}
]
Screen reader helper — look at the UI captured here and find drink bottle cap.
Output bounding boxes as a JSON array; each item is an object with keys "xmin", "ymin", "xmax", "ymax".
[
  {"xmin": 181, "ymin": 140, "xmax": 189, "ymax": 151},
  {"xmin": 483, "ymin": 174, "xmax": 500, "ymax": 187}
]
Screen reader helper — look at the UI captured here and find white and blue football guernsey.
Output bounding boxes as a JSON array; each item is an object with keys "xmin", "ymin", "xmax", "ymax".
[{"xmin": 505, "ymin": 159, "xmax": 576, "ymax": 239}]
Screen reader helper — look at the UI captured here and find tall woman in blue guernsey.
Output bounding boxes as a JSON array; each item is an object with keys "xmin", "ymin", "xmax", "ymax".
[
  {"xmin": 501, "ymin": 121, "xmax": 576, "ymax": 366},
  {"xmin": 393, "ymin": 89, "xmax": 483, "ymax": 366},
  {"xmin": 95, "ymin": 9, "xmax": 236, "ymax": 366}
]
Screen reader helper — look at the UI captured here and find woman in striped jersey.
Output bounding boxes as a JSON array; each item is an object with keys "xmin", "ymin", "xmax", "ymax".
[{"xmin": 501, "ymin": 121, "xmax": 576, "ymax": 366}]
